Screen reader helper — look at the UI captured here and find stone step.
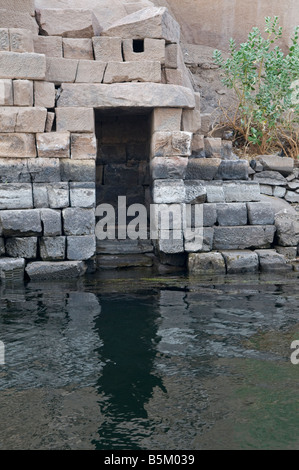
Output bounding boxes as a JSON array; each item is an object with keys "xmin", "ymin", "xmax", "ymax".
[
  {"xmin": 97, "ymin": 253, "xmax": 154, "ymax": 269},
  {"xmin": 96, "ymin": 238, "xmax": 154, "ymax": 255}
]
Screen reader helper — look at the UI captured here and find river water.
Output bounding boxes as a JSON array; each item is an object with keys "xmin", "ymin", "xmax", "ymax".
[{"xmin": 0, "ymin": 269, "xmax": 298, "ymax": 450}]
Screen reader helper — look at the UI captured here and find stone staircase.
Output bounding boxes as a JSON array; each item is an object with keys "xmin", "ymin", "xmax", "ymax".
[{"xmin": 96, "ymin": 236, "xmax": 155, "ymax": 269}]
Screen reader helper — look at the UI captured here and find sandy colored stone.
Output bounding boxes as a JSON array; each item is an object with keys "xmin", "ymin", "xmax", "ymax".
[
  {"xmin": 0, "ymin": 9, "xmax": 38, "ymax": 34},
  {"xmin": 36, "ymin": 132, "xmax": 70, "ymax": 158},
  {"xmin": 151, "ymin": 131, "xmax": 192, "ymax": 157},
  {"xmin": 45, "ymin": 112, "xmax": 55, "ymax": 133},
  {"xmin": 92, "ymin": 37, "xmax": 122, "ymax": 62},
  {"xmin": 0, "ymin": 79, "xmax": 12, "ymax": 105},
  {"xmin": 0, "ymin": 133, "xmax": 36, "ymax": 158},
  {"xmin": 15, "ymin": 107, "xmax": 47, "ymax": 133},
  {"xmin": 57, "ymin": 82, "xmax": 195, "ymax": 109},
  {"xmin": 0, "ymin": 29, "xmax": 9, "ymax": 52},
  {"xmin": 34, "ymin": 81, "xmax": 55, "ymax": 108},
  {"xmin": 71, "ymin": 134, "xmax": 97, "ymax": 160},
  {"xmin": 103, "ymin": 61, "xmax": 161, "ymax": 84},
  {"xmin": 33, "ymin": 36, "xmax": 62, "ymax": 58},
  {"xmin": 0, "ymin": 0, "xmax": 35, "ymax": 16},
  {"xmin": 13, "ymin": 80, "xmax": 33, "ymax": 106},
  {"xmin": 9, "ymin": 28, "xmax": 34, "ymax": 53},
  {"xmin": 165, "ymin": 68, "xmax": 183, "ymax": 86},
  {"xmin": 75, "ymin": 60, "xmax": 106, "ymax": 83},
  {"xmin": 0, "ymin": 52, "xmax": 46, "ymax": 80},
  {"xmin": 63, "ymin": 38, "xmax": 93, "ymax": 60},
  {"xmin": 56, "ymin": 107, "xmax": 94, "ymax": 133},
  {"xmin": 0, "ymin": 107, "xmax": 18, "ymax": 132},
  {"xmin": 102, "ymin": 7, "xmax": 180, "ymax": 43},
  {"xmin": 165, "ymin": 43, "xmax": 178, "ymax": 68},
  {"xmin": 45, "ymin": 57, "xmax": 78, "ymax": 84},
  {"xmin": 123, "ymin": 38, "xmax": 165, "ymax": 63},
  {"xmin": 36, "ymin": 8, "xmax": 101, "ymax": 38},
  {"xmin": 151, "ymin": 107, "xmax": 182, "ymax": 132}
]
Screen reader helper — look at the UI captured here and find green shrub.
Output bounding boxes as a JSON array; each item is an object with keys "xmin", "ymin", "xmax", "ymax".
[{"xmin": 213, "ymin": 17, "xmax": 299, "ymax": 158}]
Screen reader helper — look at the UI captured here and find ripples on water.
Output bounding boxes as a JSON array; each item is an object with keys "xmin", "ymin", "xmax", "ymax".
[{"xmin": 0, "ymin": 271, "xmax": 299, "ymax": 450}]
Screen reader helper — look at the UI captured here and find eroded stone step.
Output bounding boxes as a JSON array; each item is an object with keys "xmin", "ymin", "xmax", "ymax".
[
  {"xmin": 96, "ymin": 238, "xmax": 154, "ymax": 255},
  {"xmin": 97, "ymin": 254, "xmax": 154, "ymax": 269}
]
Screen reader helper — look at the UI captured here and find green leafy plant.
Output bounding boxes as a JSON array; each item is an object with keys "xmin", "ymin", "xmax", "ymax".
[{"xmin": 213, "ymin": 17, "xmax": 299, "ymax": 158}]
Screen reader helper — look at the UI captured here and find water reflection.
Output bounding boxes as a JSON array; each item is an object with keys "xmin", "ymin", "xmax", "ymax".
[
  {"xmin": 0, "ymin": 274, "xmax": 298, "ymax": 449},
  {"xmin": 93, "ymin": 294, "xmax": 166, "ymax": 450}
]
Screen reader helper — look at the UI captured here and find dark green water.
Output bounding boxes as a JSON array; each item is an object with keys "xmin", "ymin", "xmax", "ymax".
[{"xmin": 0, "ymin": 270, "xmax": 299, "ymax": 450}]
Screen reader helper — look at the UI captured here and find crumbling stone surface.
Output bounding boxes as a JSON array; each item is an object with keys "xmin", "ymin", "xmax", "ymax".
[
  {"xmin": 36, "ymin": 8, "xmax": 102, "ymax": 38},
  {"xmin": 188, "ymin": 252, "xmax": 226, "ymax": 274}
]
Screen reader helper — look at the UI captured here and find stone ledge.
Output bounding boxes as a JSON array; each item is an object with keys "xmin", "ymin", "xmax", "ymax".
[{"xmin": 25, "ymin": 260, "xmax": 86, "ymax": 280}]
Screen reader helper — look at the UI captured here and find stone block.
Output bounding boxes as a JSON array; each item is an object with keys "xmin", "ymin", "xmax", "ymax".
[
  {"xmin": 67, "ymin": 235, "xmax": 96, "ymax": 260},
  {"xmin": 6, "ymin": 237, "xmax": 37, "ymax": 258},
  {"xmin": 62, "ymin": 38, "xmax": 93, "ymax": 60},
  {"xmin": 57, "ymin": 83, "xmax": 195, "ymax": 109},
  {"xmin": 92, "ymin": 37, "xmax": 122, "ymax": 62},
  {"xmin": 223, "ymin": 182, "xmax": 261, "ymax": 202},
  {"xmin": 0, "ymin": 257, "xmax": 25, "ymax": 281},
  {"xmin": 15, "ymin": 107, "xmax": 47, "ymax": 133},
  {"xmin": 0, "ymin": 79, "xmax": 13, "ymax": 105},
  {"xmin": 247, "ymin": 202, "xmax": 275, "ymax": 225},
  {"xmin": 181, "ymin": 108, "xmax": 201, "ymax": 134},
  {"xmin": 255, "ymin": 249, "xmax": 292, "ymax": 272},
  {"xmin": 275, "ymin": 246, "xmax": 297, "ymax": 260},
  {"xmin": 151, "ymin": 108, "xmax": 182, "ymax": 132},
  {"xmin": 75, "ymin": 61, "xmax": 106, "ymax": 83},
  {"xmin": 287, "ymin": 180, "xmax": 299, "ymax": 190},
  {"xmin": 47, "ymin": 183, "xmax": 69, "ymax": 209},
  {"xmin": 275, "ymin": 211, "xmax": 299, "ymax": 246},
  {"xmin": 213, "ymin": 225, "xmax": 276, "ymax": 250},
  {"xmin": 0, "ymin": 29, "xmax": 9, "ymax": 52},
  {"xmin": 36, "ymin": 132, "xmax": 70, "ymax": 158},
  {"xmin": 29, "ymin": 158, "xmax": 61, "ymax": 184},
  {"xmin": 273, "ymin": 186, "xmax": 286, "ymax": 198},
  {"xmin": 13, "ymin": 79, "xmax": 33, "ymax": 106},
  {"xmin": 0, "ymin": 237, "xmax": 4, "ymax": 255},
  {"xmin": 202, "ymin": 204, "xmax": 217, "ymax": 227},
  {"xmin": 165, "ymin": 43, "xmax": 178, "ymax": 68},
  {"xmin": 9, "ymin": 28, "xmax": 34, "ymax": 53},
  {"xmin": 204, "ymin": 137, "xmax": 222, "ymax": 157},
  {"xmin": 60, "ymin": 159, "xmax": 95, "ymax": 182},
  {"xmin": 102, "ymin": 7, "xmax": 180, "ymax": 43},
  {"xmin": 0, "ymin": 209, "xmax": 41, "ymax": 236},
  {"xmin": 34, "ymin": 81, "xmax": 55, "ymax": 108},
  {"xmin": 256, "ymin": 155, "xmax": 294, "ymax": 176},
  {"xmin": 0, "ymin": 52, "xmax": 46, "ymax": 80},
  {"xmin": 184, "ymin": 181, "xmax": 207, "ymax": 203},
  {"xmin": 253, "ymin": 170, "xmax": 287, "ymax": 186},
  {"xmin": 63, "ymin": 207, "xmax": 95, "ymax": 236},
  {"xmin": 151, "ymin": 131, "xmax": 192, "ymax": 157},
  {"xmin": 36, "ymin": 8, "xmax": 101, "ymax": 38},
  {"xmin": 0, "ymin": 183, "xmax": 33, "ymax": 209},
  {"xmin": 40, "ymin": 237, "xmax": 66, "ymax": 261},
  {"xmin": 33, "ymin": 36, "xmax": 62, "ymax": 58},
  {"xmin": 45, "ymin": 57, "xmax": 78, "ymax": 84},
  {"xmin": 0, "ymin": 107, "xmax": 18, "ymax": 132},
  {"xmin": 192, "ymin": 134, "xmax": 205, "ymax": 155},
  {"xmin": 215, "ymin": 160, "xmax": 248, "ymax": 180},
  {"xmin": 216, "ymin": 203, "xmax": 247, "ymax": 226},
  {"xmin": 164, "ymin": 68, "xmax": 183, "ymax": 86},
  {"xmin": 151, "ymin": 156, "xmax": 188, "ymax": 179},
  {"xmin": 0, "ymin": 158, "xmax": 30, "ymax": 183},
  {"xmin": 152, "ymin": 179, "xmax": 186, "ymax": 203},
  {"xmin": 221, "ymin": 250, "xmax": 259, "ymax": 274},
  {"xmin": 56, "ymin": 108, "xmax": 94, "ymax": 133},
  {"xmin": 0, "ymin": 9, "xmax": 38, "ymax": 34},
  {"xmin": 188, "ymin": 252, "xmax": 226, "ymax": 274},
  {"xmin": 104, "ymin": 61, "xmax": 161, "ymax": 84},
  {"xmin": 158, "ymin": 230, "xmax": 184, "ymax": 254},
  {"xmin": 260, "ymin": 184, "xmax": 273, "ymax": 196},
  {"xmin": 71, "ymin": 133, "xmax": 97, "ymax": 160},
  {"xmin": 69, "ymin": 182, "xmax": 95, "ymax": 208},
  {"xmin": 0, "ymin": 133, "xmax": 36, "ymax": 158},
  {"xmin": 123, "ymin": 38, "xmax": 165, "ymax": 63},
  {"xmin": 285, "ymin": 191, "xmax": 299, "ymax": 203},
  {"xmin": 40, "ymin": 209, "xmax": 62, "ymax": 236},
  {"xmin": 25, "ymin": 260, "xmax": 86, "ymax": 280},
  {"xmin": 45, "ymin": 112, "xmax": 55, "ymax": 133},
  {"xmin": 0, "ymin": 1, "xmax": 35, "ymax": 16},
  {"xmin": 205, "ymin": 183, "xmax": 225, "ymax": 203},
  {"xmin": 185, "ymin": 158, "xmax": 221, "ymax": 181}
]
